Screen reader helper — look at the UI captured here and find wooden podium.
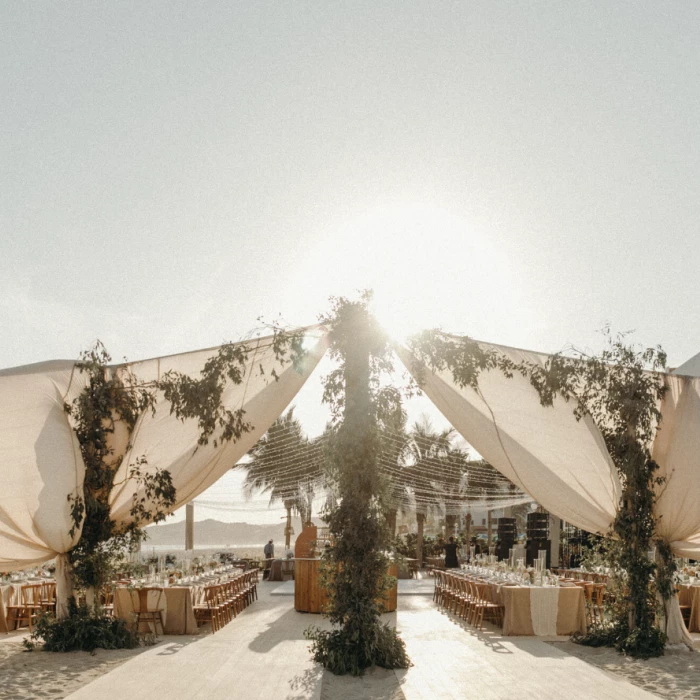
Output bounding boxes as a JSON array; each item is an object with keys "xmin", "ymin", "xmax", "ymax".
[
  {"xmin": 292, "ymin": 523, "xmax": 398, "ymax": 614},
  {"xmin": 294, "ymin": 558, "xmax": 398, "ymax": 614}
]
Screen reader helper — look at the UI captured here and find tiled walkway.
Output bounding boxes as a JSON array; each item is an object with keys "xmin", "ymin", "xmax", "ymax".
[{"xmin": 65, "ymin": 579, "xmax": 659, "ymax": 700}]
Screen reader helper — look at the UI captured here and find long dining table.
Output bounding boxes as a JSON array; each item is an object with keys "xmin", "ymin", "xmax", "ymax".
[
  {"xmin": 443, "ymin": 569, "xmax": 587, "ymax": 637},
  {"xmin": 113, "ymin": 569, "xmax": 244, "ymax": 635},
  {"xmin": 1, "ymin": 579, "xmax": 54, "ymax": 633}
]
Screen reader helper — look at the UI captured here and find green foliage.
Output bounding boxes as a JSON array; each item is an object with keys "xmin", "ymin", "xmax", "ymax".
[
  {"xmin": 65, "ymin": 342, "xmax": 174, "ymax": 590},
  {"xmin": 66, "ymin": 328, "xmax": 305, "ymax": 595},
  {"xmin": 23, "ymin": 599, "xmax": 139, "ymax": 653},
  {"xmin": 575, "ymin": 619, "xmax": 667, "ymax": 659},
  {"xmin": 305, "ymin": 293, "xmax": 410, "ymax": 675},
  {"xmin": 655, "ymin": 539, "xmax": 677, "ymax": 603},
  {"xmin": 410, "ymin": 327, "xmax": 670, "ymax": 658},
  {"xmin": 616, "ymin": 625, "xmax": 667, "ymax": 659},
  {"xmin": 304, "ymin": 622, "xmax": 409, "ymax": 676}
]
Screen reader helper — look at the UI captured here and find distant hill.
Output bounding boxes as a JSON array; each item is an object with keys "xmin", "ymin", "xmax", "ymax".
[{"xmin": 144, "ymin": 518, "xmax": 324, "ymax": 547}]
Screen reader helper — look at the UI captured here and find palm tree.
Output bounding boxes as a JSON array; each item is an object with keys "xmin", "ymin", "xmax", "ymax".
[
  {"xmin": 244, "ymin": 407, "xmax": 323, "ymax": 548},
  {"xmin": 403, "ymin": 417, "xmax": 455, "ymax": 567}
]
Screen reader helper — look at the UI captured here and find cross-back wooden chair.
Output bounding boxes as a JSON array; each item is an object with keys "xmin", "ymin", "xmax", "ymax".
[
  {"xmin": 6, "ymin": 584, "xmax": 43, "ymax": 631},
  {"xmin": 133, "ymin": 587, "xmax": 165, "ymax": 636}
]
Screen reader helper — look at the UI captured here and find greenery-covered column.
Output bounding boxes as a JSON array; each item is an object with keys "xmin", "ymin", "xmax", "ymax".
[{"xmin": 306, "ymin": 295, "xmax": 409, "ymax": 675}]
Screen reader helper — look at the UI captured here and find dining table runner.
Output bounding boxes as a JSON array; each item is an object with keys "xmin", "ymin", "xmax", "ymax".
[{"xmin": 529, "ymin": 587, "xmax": 559, "ymax": 636}]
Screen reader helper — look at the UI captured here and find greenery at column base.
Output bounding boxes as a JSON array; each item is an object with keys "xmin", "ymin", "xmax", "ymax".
[
  {"xmin": 23, "ymin": 598, "xmax": 140, "ymax": 653},
  {"xmin": 305, "ymin": 624, "xmax": 409, "ymax": 676},
  {"xmin": 573, "ymin": 528, "xmax": 670, "ymax": 659},
  {"xmin": 574, "ymin": 624, "xmax": 667, "ymax": 660}
]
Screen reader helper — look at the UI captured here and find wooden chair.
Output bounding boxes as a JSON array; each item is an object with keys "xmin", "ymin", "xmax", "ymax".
[
  {"xmin": 433, "ymin": 570, "xmax": 444, "ymax": 606},
  {"xmin": 592, "ymin": 583, "xmax": 606, "ymax": 625},
  {"xmin": 441, "ymin": 573, "xmax": 457, "ymax": 612},
  {"xmin": 242, "ymin": 574, "xmax": 252, "ymax": 607},
  {"xmin": 227, "ymin": 579, "xmax": 245, "ymax": 619},
  {"xmin": 220, "ymin": 583, "xmax": 235, "ymax": 623},
  {"xmin": 39, "ymin": 581, "xmax": 56, "ymax": 615},
  {"xmin": 194, "ymin": 585, "xmax": 225, "ymax": 633},
  {"xmin": 677, "ymin": 586, "xmax": 692, "ymax": 628},
  {"xmin": 466, "ymin": 580, "xmax": 481, "ymax": 625},
  {"xmin": 458, "ymin": 578, "xmax": 472, "ymax": 622},
  {"xmin": 248, "ymin": 570, "xmax": 258, "ymax": 603},
  {"xmin": 100, "ymin": 586, "xmax": 114, "ymax": 617},
  {"xmin": 472, "ymin": 582, "xmax": 504, "ymax": 630},
  {"xmin": 574, "ymin": 581, "xmax": 595, "ymax": 626},
  {"xmin": 133, "ymin": 588, "xmax": 165, "ymax": 636},
  {"xmin": 452, "ymin": 576, "xmax": 468, "ymax": 619},
  {"xmin": 7, "ymin": 584, "xmax": 43, "ymax": 631}
]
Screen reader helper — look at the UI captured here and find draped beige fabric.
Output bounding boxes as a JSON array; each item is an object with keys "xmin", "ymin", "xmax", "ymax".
[
  {"xmin": 396, "ymin": 343, "xmax": 621, "ymax": 535},
  {"xmin": 0, "ymin": 328, "xmax": 327, "ymax": 572},
  {"xmin": 0, "ymin": 362, "xmax": 87, "ymax": 571},
  {"xmin": 654, "ymin": 373, "xmax": 700, "ymax": 558},
  {"xmin": 108, "ymin": 329, "xmax": 328, "ymax": 525}
]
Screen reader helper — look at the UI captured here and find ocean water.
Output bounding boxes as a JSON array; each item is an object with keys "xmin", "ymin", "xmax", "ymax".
[{"xmin": 142, "ymin": 543, "xmax": 271, "ymax": 557}]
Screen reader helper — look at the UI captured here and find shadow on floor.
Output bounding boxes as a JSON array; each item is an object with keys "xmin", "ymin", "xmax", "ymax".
[
  {"xmin": 288, "ymin": 666, "xmax": 324, "ymax": 700},
  {"xmin": 248, "ymin": 607, "xmax": 329, "ymax": 654},
  {"xmin": 155, "ymin": 634, "xmax": 205, "ymax": 656},
  {"xmin": 435, "ymin": 605, "xmax": 574, "ymax": 658}
]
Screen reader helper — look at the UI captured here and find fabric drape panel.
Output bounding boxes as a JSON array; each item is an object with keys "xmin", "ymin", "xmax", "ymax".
[
  {"xmin": 654, "ymin": 374, "xmax": 700, "ymax": 557},
  {"xmin": 399, "ymin": 339, "xmax": 700, "ymax": 559},
  {"xmin": 396, "ymin": 343, "xmax": 621, "ymax": 535},
  {"xmin": 0, "ymin": 328, "xmax": 327, "ymax": 572},
  {"xmin": 0, "ymin": 362, "xmax": 86, "ymax": 571},
  {"xmin": 108, "ymin": 329, "xmax": 328, "ymax": 525}
]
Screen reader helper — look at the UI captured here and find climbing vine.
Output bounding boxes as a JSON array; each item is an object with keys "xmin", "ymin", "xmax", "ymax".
[
  {"xmin": 305, "ymin": 292, "xmax": 410, "ymax": 675},
  {"xmin": 65, "ymin": 328, "xmax": 305, "ymax": 597},
  {"xmin": 409, "ymin": 327, "xmax": 671, "ymax": 658}
]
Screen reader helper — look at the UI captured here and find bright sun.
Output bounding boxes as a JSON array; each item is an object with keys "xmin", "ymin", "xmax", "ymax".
[{"xmin": 291, "ymin": 202, "xmax": 519, "ymax": 342}]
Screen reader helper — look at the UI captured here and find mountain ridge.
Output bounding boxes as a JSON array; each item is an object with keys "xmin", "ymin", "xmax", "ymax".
[{"xmin": 144, "ymin": 518, "xmax": 324, "ymax": 546}]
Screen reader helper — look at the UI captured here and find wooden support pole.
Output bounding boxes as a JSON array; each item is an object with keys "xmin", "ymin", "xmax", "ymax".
[
  {"xmin": 185, "ymin": 502, "xmax": 194, "ymax": 551},
  {"xmin": 549, "ymin": 514, "xmax": 560, "ymax": 567}
]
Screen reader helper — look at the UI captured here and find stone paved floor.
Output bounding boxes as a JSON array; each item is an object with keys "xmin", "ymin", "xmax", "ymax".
[
  {"xmin": 60, "ymin": 578, "xmax": 663, "ymax": 700},
  {"xmin": 551, "ymin": 641, "xmax": 700, "ymax": 700}
]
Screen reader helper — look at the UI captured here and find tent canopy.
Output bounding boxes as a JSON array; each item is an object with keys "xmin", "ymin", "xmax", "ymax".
[{"xmin": 2, "ymin": 325, "xmax": 700, "ymax": 570}]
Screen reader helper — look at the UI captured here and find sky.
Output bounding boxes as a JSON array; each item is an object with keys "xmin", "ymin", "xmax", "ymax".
[{"xmin": 3, "ymin": 2, "xmax": 700, "ymax": 525}]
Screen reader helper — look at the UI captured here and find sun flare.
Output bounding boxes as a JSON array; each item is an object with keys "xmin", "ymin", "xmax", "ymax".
[{"xmin": 294, "ymin": 202, "xmax": 516, "ymax": 342}]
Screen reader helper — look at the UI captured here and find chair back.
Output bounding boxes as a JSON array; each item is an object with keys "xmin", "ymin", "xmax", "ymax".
[
  {"xmin": 40, "ymin": 581, "xmax": 56, "ymax": 603},
  {"xmin": 136, "ymin": 587, "xmax": 164, "ymax": 613},
  {"xmin": 22, "ymin": 584, "xmax": 42, "ymax": 606},
  {"xmin": 101, "ymin": 587, "xmax": 114, "ymax": 606}
]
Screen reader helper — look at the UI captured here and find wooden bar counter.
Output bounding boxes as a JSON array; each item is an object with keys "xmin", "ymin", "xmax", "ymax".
[{"xmin": 294, "ymin": 559, "xmax": 398, "ymax": 614}]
